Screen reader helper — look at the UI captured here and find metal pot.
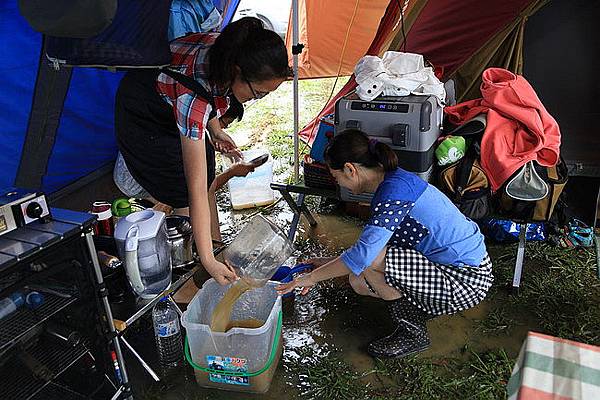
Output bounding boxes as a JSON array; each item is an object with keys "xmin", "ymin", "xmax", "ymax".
[{"xmin": 165, "ymin": 215, "xmax": 195, "ymax": 269}]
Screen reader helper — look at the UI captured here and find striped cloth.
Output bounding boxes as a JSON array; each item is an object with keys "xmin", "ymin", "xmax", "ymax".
[{"xmin": 508, "ymin": 332, "xmax": 600, "ymax": 399}]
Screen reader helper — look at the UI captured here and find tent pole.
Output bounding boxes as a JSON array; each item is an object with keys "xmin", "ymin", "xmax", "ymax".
[{"xmin": 292, "ymin": 0, "xmax": 300, "ymax": 183}]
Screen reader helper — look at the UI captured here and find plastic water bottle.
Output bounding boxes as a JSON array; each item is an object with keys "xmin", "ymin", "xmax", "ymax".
[
  {"xmin": 152, "ymin": 297, "xmax": 183, "ymax": 370},
  {"xmin": 25, "ymin": 291, "xmax": 44, "ymax": 309},
  {"xmin": 0, "ymin": 292, "xmax": 25, "ymax": 320}
]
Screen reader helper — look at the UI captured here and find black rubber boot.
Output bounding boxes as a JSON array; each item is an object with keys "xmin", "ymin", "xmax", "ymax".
[{"xmin": 368, "ymin": 298, "xmax": 432, "ymax": 358}]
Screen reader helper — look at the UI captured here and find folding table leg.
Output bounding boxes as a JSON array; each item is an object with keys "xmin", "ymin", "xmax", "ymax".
[
  {"xmin": 287, "ymin": 193, "xmax": 303, "ymax": 242},
  {"xmin": 512, "ymin": 223, "xmax": 528, "ymax": 295},
  {"xmin": 299, "ymin": 200, "xmax": 318, "ymax": 227},
  {"xmin": 85, "ymin": 232, "xmax": 132, "ymax": 398},
  {"xmin": 120, "ymin": 336, "xmax": 160, "ymax": 382},
  {"xmin": 277, "ymin": 190, "xmax": 318, "ymax": 241}
]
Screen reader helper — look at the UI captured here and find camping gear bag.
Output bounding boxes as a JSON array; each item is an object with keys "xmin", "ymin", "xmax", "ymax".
[
  {"xmin": 438, "ymin": 147, "xmax": 492, "ymax": 220},
  {"xmin": 44, "ymin": 0, "xmax": 172, "ymax": 69},
  {"xmin": 436, "ymin": 112, "xmax": 492, "ymax": 220},
  {"xmin": 480, "ymin": 218, "xmax": 546, "ymax": 242},
  {"xmin": 498, "ymin": 157, "xmax": 568, "ymax": 222}
]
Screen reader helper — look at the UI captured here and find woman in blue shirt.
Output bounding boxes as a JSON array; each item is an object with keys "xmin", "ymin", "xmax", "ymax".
[{"xmin": 277, "ymin": 129, "xmax": 493, "ymax": 358}]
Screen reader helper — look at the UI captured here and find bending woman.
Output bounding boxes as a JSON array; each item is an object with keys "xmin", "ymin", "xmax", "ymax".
[
  {"xmin": 278, "ymin": 130, "xmax": 493, "ymax": 358},
  {"xmin": 114, "ymin": 17, "xmax": 291, "ymax": 284}
]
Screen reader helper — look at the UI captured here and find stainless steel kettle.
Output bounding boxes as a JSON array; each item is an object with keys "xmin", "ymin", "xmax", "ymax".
[
  {"xmin": 114, "ymin": 210, "xmax": 171, "ymax": 299},
  {"xmin": 165, "ymin": 215, "xmax": 195, "ymax": 269}
]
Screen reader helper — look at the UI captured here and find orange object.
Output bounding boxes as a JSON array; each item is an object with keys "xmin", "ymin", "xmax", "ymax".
[
  {"xmin": 113, "ymin": 319, "xmax": 127, "ymax": 332},
  {"xmin": 285, "ymin": 0, "xmax": 389, "ymax": 79}
]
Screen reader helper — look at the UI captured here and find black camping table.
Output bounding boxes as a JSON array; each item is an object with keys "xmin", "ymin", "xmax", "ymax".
[{"xmin": 270, "ymin": 182, "xmax": 337, "ymax": 240}]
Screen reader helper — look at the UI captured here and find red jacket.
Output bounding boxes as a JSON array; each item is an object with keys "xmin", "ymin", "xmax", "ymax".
[{"xmin": 445, "ymin": 68, "xmax": 561, "ymax": 192}]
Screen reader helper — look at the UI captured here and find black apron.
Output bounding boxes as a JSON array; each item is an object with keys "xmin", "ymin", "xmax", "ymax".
[{"xmin": 115, "ymin": 68, "xmax": 217, "ymax": 208}]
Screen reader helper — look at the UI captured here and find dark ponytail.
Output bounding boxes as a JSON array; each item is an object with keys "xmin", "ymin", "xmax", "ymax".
[
  {"xmin": 324, "ymin": 129, "xmax": 398, "ymax": 172},
  {"xmin": 208, "ymin": 17, "xmax": 292, "ymax": 87}
]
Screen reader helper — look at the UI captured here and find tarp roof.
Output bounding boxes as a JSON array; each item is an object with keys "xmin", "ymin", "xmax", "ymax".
[{"xmin": 285, "ymin": 0, "xmax": 389, "ymax": 79}]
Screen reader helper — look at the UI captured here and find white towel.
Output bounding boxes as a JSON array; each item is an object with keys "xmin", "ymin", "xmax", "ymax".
[{"xmin": 355, "ymin": 51, "xmax": 446, "ymax": 104}]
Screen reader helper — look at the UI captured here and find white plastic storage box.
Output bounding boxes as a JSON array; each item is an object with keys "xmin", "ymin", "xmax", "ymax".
[
  {"xmin": 181, "ymin": 279, "xmax": 282, "ymax": 393},
  {"xmin": 227, "ymin": 149, "xmax": 275, "ymax": 210}
]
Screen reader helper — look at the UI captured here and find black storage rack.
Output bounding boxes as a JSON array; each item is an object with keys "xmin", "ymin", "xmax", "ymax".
[{"xmin": 0, "ymin": 207, "xmax": 130, "ymax": 400}]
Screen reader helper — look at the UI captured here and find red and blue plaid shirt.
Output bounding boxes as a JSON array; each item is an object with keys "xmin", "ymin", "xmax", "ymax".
[{"xmin": 156, "ymin": 33, "xmax": 230, "ymax": 140}]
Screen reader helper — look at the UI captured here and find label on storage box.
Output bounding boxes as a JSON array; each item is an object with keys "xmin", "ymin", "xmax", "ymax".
[{"xmin": 206, "ymin": 355, "xmax": 250, "ymax": 386}]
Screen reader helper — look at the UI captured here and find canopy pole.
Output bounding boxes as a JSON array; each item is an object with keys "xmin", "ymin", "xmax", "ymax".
[{"xmin": 292, "ymin": 0, "xmax": 300, "ymax": 183}]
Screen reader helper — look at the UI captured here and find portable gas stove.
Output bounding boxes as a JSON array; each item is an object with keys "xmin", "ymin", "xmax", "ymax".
[{"xmin": 0, "ymin": 188, "xmax": 50, "ymax": 236}]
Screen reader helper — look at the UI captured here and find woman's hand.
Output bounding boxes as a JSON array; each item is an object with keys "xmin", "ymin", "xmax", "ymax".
[
  {"xmin": 229, "ymin": 162, "xmax": 255, "ymax": 178},
  {"xmin": 211, "ymin": 129, "xmax": 242, "ymax": 159},
  {"xmin": 203, "ymin": 258, "xmax": 238, "ymax": 285},
  {"xmin": 276, "ymin": 272, "xmax": 316, "ymax": 296}
]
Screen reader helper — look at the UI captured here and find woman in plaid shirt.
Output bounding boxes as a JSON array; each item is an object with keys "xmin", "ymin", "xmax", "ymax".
[{"xmin": 115, "ymin": 17, "xmax": 291, "ymax": 285}]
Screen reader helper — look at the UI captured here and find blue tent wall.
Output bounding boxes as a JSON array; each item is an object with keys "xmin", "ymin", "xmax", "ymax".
[
  {"xmin": 43, "ymin": 68, "xmax": 123, "ymax": 193},
  {"xmin": 221, "ymin": 0, "xmax": 241, "ymax": 26},
  {"xmin": 0, "ymin": 2, "xmax": 40, "ymax": 190},
  {"xmin": 1, "ymin": 1, "xmax": 123, "ymax": 194}
]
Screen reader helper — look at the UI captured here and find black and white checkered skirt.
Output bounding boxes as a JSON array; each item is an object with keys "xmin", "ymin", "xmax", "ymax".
[{"xmin": 384, "ymin": 247, "xmax": 493, "ymax": 316}]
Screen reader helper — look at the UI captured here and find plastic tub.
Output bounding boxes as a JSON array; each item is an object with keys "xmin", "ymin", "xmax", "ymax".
[
  {"xmin": 227, "ymin": 149, "xmax": 275, "ymax": 210},
  {"xmin": 182, "ymin": 279, "xmax": 282, "ymax": 393}
]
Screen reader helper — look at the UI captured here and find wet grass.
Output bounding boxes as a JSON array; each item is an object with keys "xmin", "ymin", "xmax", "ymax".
[
  {"xmin": 226, "ymin": 77, "xmax": 349, "ymax": 178},
  {"xmin": 285, "ymin": 346, "xmax": 513, "ymax": 400},
  {"xmin": 287, "ymin": 347, "xmax": 370, "ymax": 400},
  {"xmin": 474, "ymin": 305, "xmax": 513, "ymax": 335},
  {"xmin": 372, "ymin": 349, "xmax": 513, "ymax": 400},
  {"xmin": 484, "ymin": 242, "xmax": 600, "ymax": 344}
]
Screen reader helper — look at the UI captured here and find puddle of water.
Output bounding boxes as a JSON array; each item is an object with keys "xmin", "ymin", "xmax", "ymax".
[{"xmin": 302, "ymin": 213, "xmax": 362, "ymax": 251}]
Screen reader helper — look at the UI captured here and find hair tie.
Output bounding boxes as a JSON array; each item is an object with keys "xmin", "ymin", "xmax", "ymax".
[{"xmin": 368, "ymin": 138, "xmax": 378, "ymax": 154}]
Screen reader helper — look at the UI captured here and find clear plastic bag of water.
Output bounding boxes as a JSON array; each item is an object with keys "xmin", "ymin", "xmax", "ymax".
[{"xmin": 223, "ymin": 215, "xmax": 293, "ymax": 287}]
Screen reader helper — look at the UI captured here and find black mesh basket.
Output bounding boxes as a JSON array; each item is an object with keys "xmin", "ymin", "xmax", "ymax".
[{"xmin": 303, "ymin": 157, "xmax": 336, "ymax": 190}]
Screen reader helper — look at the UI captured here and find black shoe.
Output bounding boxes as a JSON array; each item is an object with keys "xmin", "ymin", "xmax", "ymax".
[
  {"xmin": 367, "ymin": 319, "xmax": 431, "ymax": 358},
  {"xmin": 368, "ymin": 298, "xmax": 432, "ymax": 358},
  {"xmin": 388, "ymin": 297, "xmax": 432, "ymax": 325}
]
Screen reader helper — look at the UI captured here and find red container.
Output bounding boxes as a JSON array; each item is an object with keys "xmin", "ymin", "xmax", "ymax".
[{"xmin": 91, "ymin": 201, "xmax": 114, "ymax": 236}]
